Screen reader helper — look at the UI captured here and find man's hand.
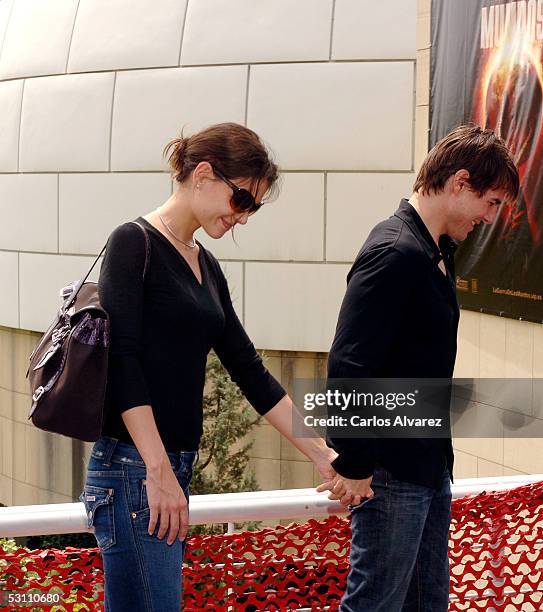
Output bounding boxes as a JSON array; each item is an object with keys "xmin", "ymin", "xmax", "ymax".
[{"xmin": 316, "ymin": 474, "xmax": 374, "ymax": 507}]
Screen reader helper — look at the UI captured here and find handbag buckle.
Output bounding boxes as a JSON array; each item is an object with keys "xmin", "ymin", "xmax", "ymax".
[
  {"xmin": 60, "ymin": 281, "xmax": 78, "ymax": 300},
  {"xmin": 52, "ymin": 325, "xmax": 70, "ymax": 345},
  {"xmin": 32, "ymin": 386, "xmax": 45, "ymax": 403},
  {"xmin": 28, "ymin": 386, "xmax": 45, "ymax": 419}
]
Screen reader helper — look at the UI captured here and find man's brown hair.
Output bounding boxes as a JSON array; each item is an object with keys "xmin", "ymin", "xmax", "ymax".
[{"xmin": 413, "ymin": 124, "xmax": 520, "ymax": 201}]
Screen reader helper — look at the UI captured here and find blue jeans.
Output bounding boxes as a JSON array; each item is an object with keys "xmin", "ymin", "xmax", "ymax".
[
  {"xmin": 78, "ymin": 435, "xmax": 198, "ymax": 612},
  {"xmin": 340, "ymin": 465, "xmax": 452, "ymax": 612}
]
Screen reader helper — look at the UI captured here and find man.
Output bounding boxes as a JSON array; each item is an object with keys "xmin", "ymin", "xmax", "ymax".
[{"xmin": 318, "ymin": 125, "xmax": 519, "ymax": 611}]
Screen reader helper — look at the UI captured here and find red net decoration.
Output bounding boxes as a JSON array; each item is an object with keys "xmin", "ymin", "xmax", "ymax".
[
  {"xmin": 0, "ymin": 546, "xmax": 103, "ymax": 610},
  {"xmin": 1, "ymin": 480, "xmax": 543, "ymax": 611},
  {"xmin": 448, "ymin": 480, "xmax": 543, "ymax": 611}
]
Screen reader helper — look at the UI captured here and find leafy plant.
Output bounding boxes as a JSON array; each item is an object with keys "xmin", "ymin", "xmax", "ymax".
[
  {"xmin": 188, "ymin": 350, "xmax": 262, "ymax": 535},
  {"xmin": 0, "ymin": 537, "xmax": 24, "ymax": 553}
]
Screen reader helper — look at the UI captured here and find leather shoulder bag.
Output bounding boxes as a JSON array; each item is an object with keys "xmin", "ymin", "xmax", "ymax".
[{"xmin": 26, "ymin": 221, "xmax": 150, "ymax": 441}]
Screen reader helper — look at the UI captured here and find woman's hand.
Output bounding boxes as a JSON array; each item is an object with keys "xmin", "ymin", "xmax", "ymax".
[
  {"xmin": 313, "ymin": 446, "xmax": 338, "ymax": 482},
  {"xmin": 145, "ymin": 457, "xmax": 189, "ymax": 545},
  {"xmin": 121, "ymin": 405, "xmax": 189, "ymax": 544}
]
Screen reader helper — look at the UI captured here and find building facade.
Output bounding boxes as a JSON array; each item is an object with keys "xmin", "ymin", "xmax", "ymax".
[{"xmin": 0, "ymin": 0, "xmax": 538, "ymax": 507}]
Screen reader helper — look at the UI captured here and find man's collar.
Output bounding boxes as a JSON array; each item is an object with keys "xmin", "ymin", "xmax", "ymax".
[{"xmin": 394, "ymin": 199, "xmax": 457, "ymax": 265}]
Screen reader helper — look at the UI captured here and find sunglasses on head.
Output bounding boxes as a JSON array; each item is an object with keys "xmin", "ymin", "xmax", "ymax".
[{"xmin": 211, "ymin": 165, "xmax": 265, "ymax": 215}]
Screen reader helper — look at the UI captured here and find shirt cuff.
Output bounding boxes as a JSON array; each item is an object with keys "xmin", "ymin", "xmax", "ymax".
[{"xmin": 331, "ymin": 453, "xmax": 375, "ymax": 480}]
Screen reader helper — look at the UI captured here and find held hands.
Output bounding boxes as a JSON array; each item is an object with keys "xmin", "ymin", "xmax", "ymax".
[
  {"xmin": 316, "ymin": 474, "xmax": 374, "ymax": 507},
  {"xmin": 145, "ymin": 458, "xmax": 188, "ymax": 545},
  {"xmin": 312, "ymin": 446, "xmax": 374, "ymax": 506}
]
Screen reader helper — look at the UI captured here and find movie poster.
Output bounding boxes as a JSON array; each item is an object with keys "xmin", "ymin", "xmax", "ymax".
[{"xmin": 431, "ymin": 0, "xmax": 543, "ymax": 322}]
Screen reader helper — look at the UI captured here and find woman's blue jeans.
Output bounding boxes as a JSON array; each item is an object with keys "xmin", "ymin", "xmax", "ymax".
[
  {"xmin": 340, "ymin": 465, "xmax": 452, "ymax": 612},
  {"xmin": 78, "ymin": 435, "xmax": 198, "ymax": 612}
]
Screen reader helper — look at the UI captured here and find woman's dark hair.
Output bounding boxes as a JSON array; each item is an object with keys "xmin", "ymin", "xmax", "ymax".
[
  {"xmin": 413, "ymin": 124, "xmax": 520, "ymax": 201},
  {"xmin": 163, "ymin": 122, "xmax": 280, "ymax": 201}
]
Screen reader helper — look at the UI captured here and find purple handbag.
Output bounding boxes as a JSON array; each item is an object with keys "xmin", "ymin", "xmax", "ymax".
[{"xmin": 26, "ymin": 221, "xmax": 150, "ymax": 441}]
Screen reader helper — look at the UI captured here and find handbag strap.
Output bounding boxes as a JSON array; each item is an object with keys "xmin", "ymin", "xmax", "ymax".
[
  {"xmin": 131, "ymin": 221, "xmax": 151, "ymax": 278},
  {"xmin": 61, "ymin": 220, "xmax": 150, "ymax": 314}
]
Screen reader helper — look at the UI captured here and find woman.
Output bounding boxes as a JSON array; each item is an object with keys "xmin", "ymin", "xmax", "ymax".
[{"xmin": 79, "ymin": 122, "xmax": 345, "ymax": 611}]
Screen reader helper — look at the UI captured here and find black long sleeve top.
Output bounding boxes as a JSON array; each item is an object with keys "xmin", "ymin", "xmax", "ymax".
[
  {"xmin": 327, "ymin": 199, "xmax": 460, "ymax": 489},
  {"xmin": 98, "ymin": 217, "xmax": 287, "ymax": 452}
]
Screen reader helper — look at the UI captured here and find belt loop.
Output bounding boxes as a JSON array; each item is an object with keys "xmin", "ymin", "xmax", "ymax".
[
  {"xmin": 101, "ymin": 437, "xmax": 118, "ymax": 467},
  {"xmin": 171, "ymin": 450, "xmax": 178, "ymax": 472}
]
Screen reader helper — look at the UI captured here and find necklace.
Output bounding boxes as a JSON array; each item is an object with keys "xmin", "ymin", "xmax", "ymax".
[{"xmin": 156, "ymin": 207, "xmax": 196, "ymax": 249}]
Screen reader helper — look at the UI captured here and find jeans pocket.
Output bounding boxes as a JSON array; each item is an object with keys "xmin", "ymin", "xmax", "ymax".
[
  {"xmin": 347, "ymin": 496, "xmax": 371, "ymax": 513},
  {"xmin": 140, "ymin": 478, "xmax": 149, "ymax": 513},
  {"xmin": 79, "ymin": 484, "xmax": 116, "ymax": 551},
  {"xmin": 129, "ymin": 475, "xmax": 153, "ymax": 522}
]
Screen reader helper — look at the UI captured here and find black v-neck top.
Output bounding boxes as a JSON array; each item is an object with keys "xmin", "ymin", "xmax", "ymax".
[{"xmin": 98, "ymin": 217, "xmax": 286, "ymax": 452}]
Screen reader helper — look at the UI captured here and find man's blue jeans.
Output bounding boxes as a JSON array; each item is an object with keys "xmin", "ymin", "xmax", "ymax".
[
  {"xmin": 340, "ymin": 465, "xmax": 452, "ymax": 611},
  {"xmin": 79, "ymin": 436, "xmax": 198, "ymax": 612}
]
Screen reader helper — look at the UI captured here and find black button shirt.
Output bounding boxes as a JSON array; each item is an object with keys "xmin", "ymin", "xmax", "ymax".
[{"xmin": 327, "ymin": 199, "xmax": 460, "ymax": 488}]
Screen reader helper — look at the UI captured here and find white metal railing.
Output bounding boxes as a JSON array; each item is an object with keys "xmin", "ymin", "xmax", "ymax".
[{"xmin": 1, "ymin": 473, "xmax": 542, "ymax": 538}]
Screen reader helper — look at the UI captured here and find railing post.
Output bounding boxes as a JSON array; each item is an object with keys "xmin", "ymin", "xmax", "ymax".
[
  {"xmin": 227, "ymin": 522, "xmax": 235, "ymax": 611},
  {"xmin": 72, "ymin": 439, "xmax": 85, "ymax": 500}
]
